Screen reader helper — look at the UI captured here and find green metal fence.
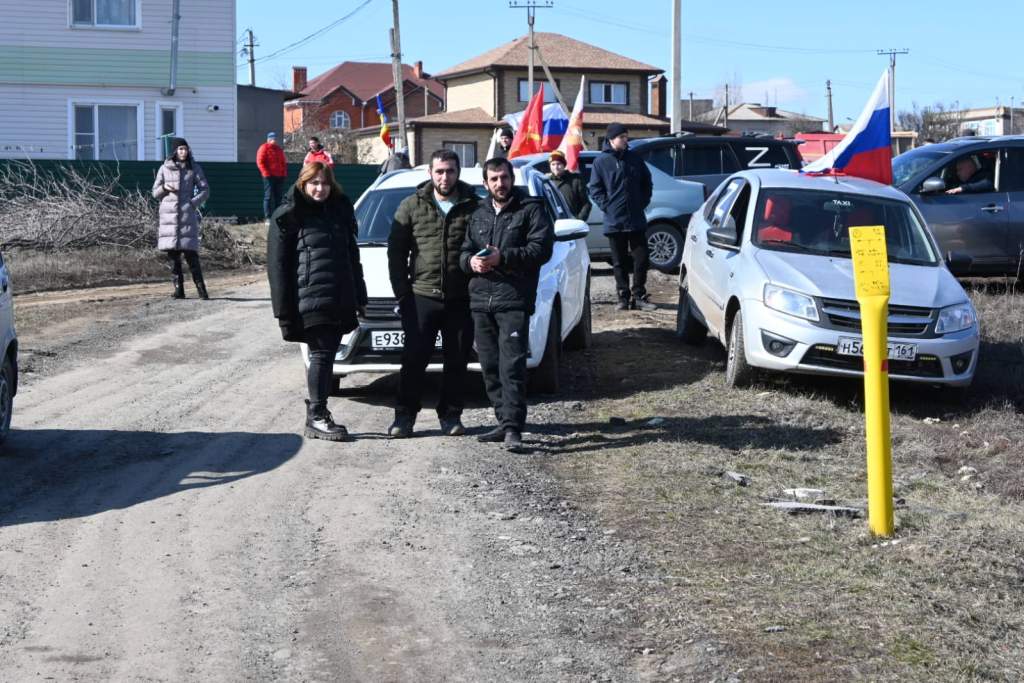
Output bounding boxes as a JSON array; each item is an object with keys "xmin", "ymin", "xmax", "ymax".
[{"xmin": 0, "ymin": 160, "xmax": 379, "ymax": 221}]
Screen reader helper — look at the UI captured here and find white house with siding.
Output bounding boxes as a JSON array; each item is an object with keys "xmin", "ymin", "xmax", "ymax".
[{"xmin": 0, "ymin": 0, "xmax": 237, "ymax": 162}]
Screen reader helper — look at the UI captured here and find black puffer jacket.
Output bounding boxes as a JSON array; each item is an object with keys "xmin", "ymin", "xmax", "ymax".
[
  {"xmin": 387, "ymin": 179, "xmax": 479, "ymax": 302},
  {"xmin": 459, "ymin": 189, "xmax": 553, "ymax": 315},
  {"xmin": 549, "ymin": 171, "xmax": 591, "ymax": 222},
  {"xmin": 267, "ymin": 186, "xmax": 368, "ymax": 341},
  {"xmin": 587, "ymin": 142, "xmax": 652, "ymax": 234}
]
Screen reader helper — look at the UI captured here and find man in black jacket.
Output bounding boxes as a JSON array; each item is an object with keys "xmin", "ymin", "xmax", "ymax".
[
  {"xmin": 460, "ymin": 157, "xmax": 554, "ymax": 451},
  {"xmin": 387, "ymin": 149, "xmax": 479, "ymax": 438},
  {"xmin": 588, "ymin": 122, "xmax": 655, "ymax": 311}
]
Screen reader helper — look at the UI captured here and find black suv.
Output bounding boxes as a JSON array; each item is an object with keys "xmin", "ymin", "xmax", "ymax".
[{"xmin": 629, "ymin": 133, "xmax": 803, "ymax": 192}]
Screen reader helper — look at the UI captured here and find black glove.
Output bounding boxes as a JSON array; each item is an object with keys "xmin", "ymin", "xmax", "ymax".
[{"xmin": 279, "ymin": 318, "xmax": 304, "ymax": 343}]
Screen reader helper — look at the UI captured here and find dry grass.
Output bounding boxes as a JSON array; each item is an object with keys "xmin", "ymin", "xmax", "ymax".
[{"xmin": 545, "ymin": 275, "xmax": 1024, "ymax": 680}]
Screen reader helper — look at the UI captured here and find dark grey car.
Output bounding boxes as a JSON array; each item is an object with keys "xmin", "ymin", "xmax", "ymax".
[{"xmin": 893, "ymin": 137, "xmax": 1024, "ymax": 276}]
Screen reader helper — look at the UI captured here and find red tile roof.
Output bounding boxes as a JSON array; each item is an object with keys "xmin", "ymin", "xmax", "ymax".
[
  {"xmin": 435, "ymin": 32, "xmax": 661, "ymax": 80},
  {"xmin": 297, "ymin": 61, "xmax": 444, "ymax": 104}
]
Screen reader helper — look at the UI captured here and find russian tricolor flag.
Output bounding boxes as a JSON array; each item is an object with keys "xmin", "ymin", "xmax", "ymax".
[
  {"xmin": 804, "ymin": 70, "xmax": 892, "ymax": 185},
  {"xmin": 505, "ymin": 103, "xmax": 569, "ymax": 151}
]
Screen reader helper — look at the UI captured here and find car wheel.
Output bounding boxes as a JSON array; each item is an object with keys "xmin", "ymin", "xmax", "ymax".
[
  {"xmin": 724, "ymin": 311, "xmax": 758, "ymax": 389},
  {"xmin": 675, "ymin": 275, "xmax": 707, "ymax": 345},
  {"xmin": 646, "ymin": 222, "xmax": 684, "ymax": 273},
  {"xmin": 0, "ymin": 355, "xmax": 13, "ymax": 444},
  {"xmin": 530, "ymin": 307, "xmax": 561, "ymax": 394},
  {"xmin": 564, "ymin": 275, "xmax": 592, "ymax": 351}
]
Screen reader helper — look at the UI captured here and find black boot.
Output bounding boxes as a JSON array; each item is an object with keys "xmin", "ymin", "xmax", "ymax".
[
  {"xmin": 191, "ymin": 265, "xmax": 209, "ymax": 300},
  {"xmin": 304, "ymin": 400, "xmax": 350, "ymax": 442},
  {"xmin": 195, "ymin": 280, "xmax": 210, "ymax": 300},
  {"xmin": 172, "ymin": 274, "xmax": 186, "ymax": 299}
]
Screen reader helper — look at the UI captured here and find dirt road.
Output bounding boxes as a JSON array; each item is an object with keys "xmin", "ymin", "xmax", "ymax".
[{"xmin": 0, "ymin": 275, "xmax": 657, "ymax": 682}]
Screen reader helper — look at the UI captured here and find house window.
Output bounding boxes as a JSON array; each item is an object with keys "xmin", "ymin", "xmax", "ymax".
[
  {"xmin": 330, "ymin": 110, "xmax": 351, "ymax": 129},
  {"xmin": 518, "ymin": 79, "xmax": 559, "ymax": 103},
  {"xmin": 72, "ymin": 0, "xmax": 138, "ymax": 27},
  {"xmin": 156, "ymin": 102, "xmax": 184, "ymax": 159},
  {"xmin": 73, "ymin": 104, "xmax": 140, "ymax": 160},
  {"xmin": 444, "ymin": 141, "xmax": 477, "ymax": 168},
  {"xmin": 590, "ymin": 82, "xmax": 628, "ymax": 106}
]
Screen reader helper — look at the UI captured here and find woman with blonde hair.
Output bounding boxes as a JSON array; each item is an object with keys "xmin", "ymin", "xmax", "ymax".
[{"xmin": 267, "ymin": 162, "xmax": 367, "ymax": 441}]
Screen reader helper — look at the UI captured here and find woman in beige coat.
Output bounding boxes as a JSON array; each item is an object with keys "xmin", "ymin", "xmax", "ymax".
[{"xmin": 152, "ymin": 138, "xmax": 211, "ymax": 299}]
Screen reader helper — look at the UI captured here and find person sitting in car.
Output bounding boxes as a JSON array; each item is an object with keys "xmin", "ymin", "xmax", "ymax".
[
  {"xmin": 946, "ymin": 155, "xmax": 993, "ymax": 195},
  {"xmin": 756, "ymin": 196, "xmax": 793, "ymax": 243}
]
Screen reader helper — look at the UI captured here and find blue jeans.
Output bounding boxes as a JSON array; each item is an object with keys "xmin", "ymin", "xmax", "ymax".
[{"xmin": 263, "ymin": 176, "xmax": 285, "ymax": 219}]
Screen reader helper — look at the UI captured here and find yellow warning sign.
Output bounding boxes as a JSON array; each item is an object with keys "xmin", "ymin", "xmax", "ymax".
[{"xmin": 849, "ymin": 226, "xmax": 890, "ymax": 298}]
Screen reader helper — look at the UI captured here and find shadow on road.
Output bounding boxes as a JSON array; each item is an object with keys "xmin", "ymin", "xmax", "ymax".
[{"xmin": 0, "ymin": 429, "xmax": 302, "ymax": 527}]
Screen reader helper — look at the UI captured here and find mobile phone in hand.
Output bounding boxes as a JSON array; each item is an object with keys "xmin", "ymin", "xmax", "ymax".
[{"xmin": 476, "ymin": 248, "xmax": 492, "ymax": 257}]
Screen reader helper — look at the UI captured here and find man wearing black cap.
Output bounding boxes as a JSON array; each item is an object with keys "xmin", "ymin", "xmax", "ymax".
[
  {"xmin": 588, "ymin": 122, "xmax": 655, "ymax": 311},
  {"xmin": 493, "ymin": 127, "xmax": 515, "ymax": 159}
]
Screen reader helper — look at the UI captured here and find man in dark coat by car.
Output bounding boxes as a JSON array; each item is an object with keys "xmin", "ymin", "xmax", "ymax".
[
  {"xmin": 460, "ymin": 157, "xmax": 553, "ymax": 452},
  {"xmin": 548, "ymin": 149, "xmax": 591, "ymax": 221},
  {"xmin": 588, "ymin": 122, "xmax": 655, "ymax": 311}
]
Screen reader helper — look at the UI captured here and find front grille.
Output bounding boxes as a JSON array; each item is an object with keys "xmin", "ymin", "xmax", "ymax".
[
  {"xmin": 818, "ymin": 297, "xmax": 934, "ymax": 337},
  {"xmin": 801, "ymin": 344, "xmax": 944, "ymax": 378},
  {"xmin": 364, "ymin": 297, "xmax": 400, "ymax": 320}
]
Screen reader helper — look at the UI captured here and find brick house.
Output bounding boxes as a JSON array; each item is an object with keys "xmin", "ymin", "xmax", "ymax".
[
  {"xmin": 284, "ymin": 61, "xmax": 444, "ymax": 135},
  {"xmin": 356, "ymin": 33, "xmax": 675, "ymax": 167}
]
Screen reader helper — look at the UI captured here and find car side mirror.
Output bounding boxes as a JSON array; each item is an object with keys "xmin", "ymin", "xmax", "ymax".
[
  {"xmin": 707, "ymin": 218, "xmax": 739, "ymax": 249},
  {"xmin": 945, "ymin": 250, "xmax": 972, "ymax": 272},
  {"xmin": 920, "ymin": 177, "xmax": 946, "ymax": 194},
  {"xmin": 553, "ymin": 218, "xmax": 589, "ymax": 242}
]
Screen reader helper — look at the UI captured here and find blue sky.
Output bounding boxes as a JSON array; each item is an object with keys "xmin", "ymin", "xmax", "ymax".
[{"xmin": 237, "ymin": 0, "xmax": 1024, "ymax": 122}]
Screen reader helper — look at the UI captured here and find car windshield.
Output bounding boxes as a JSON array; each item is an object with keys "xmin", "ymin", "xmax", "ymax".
[
  {"xmin": 892, "ymin": 147, "xmax": 950, "ymax": 186},
  {"xmin": 354, "ymin": 186, "xmax": 489, "ymax": 243},
  {"xmin": 752, "ymin": 189, "xmax": 939, "ymax": 266}
]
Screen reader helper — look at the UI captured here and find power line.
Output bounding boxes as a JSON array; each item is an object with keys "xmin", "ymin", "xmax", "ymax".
[{"xmin": 253, "ymin": 0, "xmax": 378, "ymax": 64}]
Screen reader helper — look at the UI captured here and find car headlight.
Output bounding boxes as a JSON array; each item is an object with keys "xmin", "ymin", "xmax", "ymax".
[
  {"xmin": 935, "ymin": 302, "xmax": 976, "ymax": 334},
  {"xmin": 763, "ymin": 284, "xmax": 819, "ymax": 321}
]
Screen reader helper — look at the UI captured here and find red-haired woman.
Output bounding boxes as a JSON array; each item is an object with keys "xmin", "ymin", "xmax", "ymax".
[{"xmin": 267, "ymin": 162, "xmax": 367, "ymax": 441}]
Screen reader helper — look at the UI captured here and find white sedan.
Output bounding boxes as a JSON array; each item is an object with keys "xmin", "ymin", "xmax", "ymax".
[{"xmin": 302, "ymin": 165, "xmax": 592, "ymax": 394}]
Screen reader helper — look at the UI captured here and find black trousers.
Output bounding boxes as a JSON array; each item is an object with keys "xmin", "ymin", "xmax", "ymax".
[
  {"xmin": 263, "ymin": 177, "xmax": 285, "ymax": 219},
  {"xmin": 166, "ymin": 249, "xmax": 203, "ymax": 283},
  {"xmin": 306, "ymin": 325, "xmax": 343, "ymax": 410},
  {"xmin": 607, "ymin": 230, "xmax": 649, "ymax": 301},
  {"xmin": 396, "ymin": 295, "xmax": 474, "ymax": 420},
  {"xmin": 473, "ymin": 309, "xmax": 530, "ymax": 431}
]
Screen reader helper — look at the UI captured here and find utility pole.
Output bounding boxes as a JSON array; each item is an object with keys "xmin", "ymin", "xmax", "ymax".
[
  {"xmin": 689, "ymin": 91, "xmax": 694, "ymax": 120},
  {"xmin": 670, "ymin": 0, "xmax": 682, "ymax": 133},
  {"xmin": 390, "ymin": 0, "xmax": 407, "ymax": 153},
  {"xmin": 245, "ymin": 29, "xmax": 256, "ymax": 87},
  {"xmin": 509, "ymin": 1, "xmax": 553, "ymax": 106},
  {"xmin": 724, "ymin": 83, "xmax": 729, "ymax": 128},
  {"xmin": 826, "ymin": 79, "xmax": 834, "ymax": 132},
  {"xmin": 877, "ymin": 48, "xmax": 909, "ymax": 134},
  {"xmin": 1011, "ymin": 96, "xmax": 1015, "ymax": 135}
]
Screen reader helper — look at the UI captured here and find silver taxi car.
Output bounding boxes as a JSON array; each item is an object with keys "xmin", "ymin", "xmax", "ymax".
[{"xmin": 676, "ymin": 169, "xmax": 980, "ymax": 387}]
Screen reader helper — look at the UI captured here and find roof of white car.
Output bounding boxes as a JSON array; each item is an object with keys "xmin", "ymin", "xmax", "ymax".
[
  {"xmin": 372, "ymin": 166, "xmax": 528, "ymax": 191},
  {"xmin": 739, "ymin": 168, "xmax": 909, "ymax": 202}
]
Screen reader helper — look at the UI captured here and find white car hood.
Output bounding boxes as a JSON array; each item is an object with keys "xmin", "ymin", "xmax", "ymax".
[
  {"xmin": 752, "ymin": 249, "xmax": 967, "ymax": 308},
  {"xmin": 360, "ymin": 247, "xmax": 396, "ymax": 297}
]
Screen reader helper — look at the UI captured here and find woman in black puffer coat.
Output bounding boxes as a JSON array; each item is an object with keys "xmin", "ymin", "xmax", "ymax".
[{"xmin": 267, "ymin": 162, "xmax": 367, "ymax": 441}]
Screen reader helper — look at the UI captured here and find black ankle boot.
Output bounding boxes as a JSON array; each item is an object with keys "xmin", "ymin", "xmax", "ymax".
[
  {"xmin": 172, "ymin": 275, "xmax": 185, "ymax": 299},
  {"xmin": 195, "ymin": 280, "xmax": 209, "ymax": 300},
  {"xmin": 304, "ymin": 400, "xmax": 349, "ymax": 441}
]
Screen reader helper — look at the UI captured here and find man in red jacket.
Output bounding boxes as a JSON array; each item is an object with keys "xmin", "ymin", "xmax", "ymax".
[
  {"xmin": 303, "ymin": 137, "xmax": 334, "ymax": 167},
  {"xmin": 256, "ymin": 132, "xmax": 288, "ymax": 220}
]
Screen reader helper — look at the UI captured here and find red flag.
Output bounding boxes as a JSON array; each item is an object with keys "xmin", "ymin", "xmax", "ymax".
[
  {"xmin": 509, "ymin": 88, "xmax": 545, "ymax": 158},
  {"xmin": 557, "ymin": 76, "xmax": 585, "ymax": 171}
]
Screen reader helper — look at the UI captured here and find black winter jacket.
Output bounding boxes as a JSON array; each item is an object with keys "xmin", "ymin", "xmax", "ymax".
[
  {"xmin": 587, "ymin": 142, "xmax": 652, "ymax": 234},
  {"xmin": 459, "ymin": 189, "xmax": 554, "ymax": 315},
  {"xmin": 387, "ymin": 179, "xmax": 479, "ymax": 302},
  {"xmin": 549, "ymin": 171, "xmax": 592, "ymax": 221},
  {"xmin": 267, "ymin": 186, "xmax": 368, "ymax": 341}
]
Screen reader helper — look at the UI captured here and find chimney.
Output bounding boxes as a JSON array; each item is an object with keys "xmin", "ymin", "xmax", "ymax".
[
  {"xmin": 293, "ymin": 66, "xmax": 308, "ymax": 93},
  {"xmin": 413, "ymin": 61, "xmax": 424, "ymax": 79},
  {"xmin": 650, "ymin": 75, "xmax": 666, "ymax": 119}
]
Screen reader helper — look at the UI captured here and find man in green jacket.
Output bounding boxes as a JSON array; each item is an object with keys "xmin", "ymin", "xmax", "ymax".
[
  {"xmin": 387, "ymin": 149, "xmax": 480, "ymax": 438},
  {"xmin": 548, "ymin": 149, "xmax": 591, "ymax": 221}
]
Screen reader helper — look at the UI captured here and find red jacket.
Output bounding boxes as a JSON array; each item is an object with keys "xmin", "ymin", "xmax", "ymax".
[
  {"xmin": 257, "ymin": 142, "xmax": 287, "ymax": 178},
  {"xmin": 303, "ymin": 148, "xmax": 334, "ymax": 167}
]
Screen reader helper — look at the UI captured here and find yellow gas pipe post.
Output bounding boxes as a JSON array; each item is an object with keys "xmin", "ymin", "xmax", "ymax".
[{"xmin": 849, "ymin": 226, "xmax": 894, "ymax": 537}]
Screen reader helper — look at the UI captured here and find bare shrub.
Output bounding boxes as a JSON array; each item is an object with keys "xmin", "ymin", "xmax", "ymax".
[
  {"xmin": 0, "ymin": 160, "xmax": 156, "ymax": 251},
  {"xmin": 281, "ymin": 122, "xmax": 357, "ymax": 164}
]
